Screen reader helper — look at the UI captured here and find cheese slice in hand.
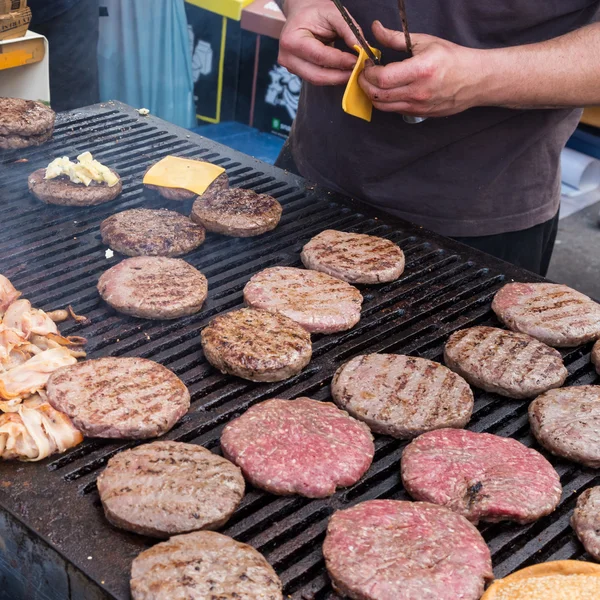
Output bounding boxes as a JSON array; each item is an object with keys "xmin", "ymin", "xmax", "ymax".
[
  {"xmin": 143, "ymin": 156, "xmax": 226, "ymax": 195},
  {"xmin": 342, "ymin": 45, "xmax": 382, "ymax": 122}
]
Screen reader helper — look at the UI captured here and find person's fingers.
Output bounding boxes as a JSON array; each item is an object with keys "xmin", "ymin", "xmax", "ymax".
[
  {"xmin": 328, "ymin": 9, "xmax": 367, "ymax": 53},
  {"xmin": 279, "ymin": 53, "xmax": 352, "ymax": 86},
  {"xmin": 372, "ymin": 20, "xmax": 408, "ymax": 52},
  {"xmin": 280, "ymin": 29, "xmax": 357, "ymax": 71},
  {"xmin": 361, "ymin": 60, "xmax": 419, "ymax": 91}
]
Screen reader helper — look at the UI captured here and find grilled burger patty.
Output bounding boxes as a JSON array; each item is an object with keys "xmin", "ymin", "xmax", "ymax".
[
  {"xmin": 529, "ymin": 386, "xmax": 600, "ymax": 468},
  {"xmin": 243, "ymin": 266, "xmax": 363, "ymax": 334},
  {"xmin": 301, "ymin": 229, "xmax": 405, "ymax": 284},
  {"xmin": 401, "ymin": 428, "xmax": 562, "ymax": 525},
  {"xmin": 221, "ymin": 397, "xmax": 374, "ymax": 498},
  {"xmin": 0, "ymin": 98, "xmax": 55, "ymax": 140},
  {"xmin": 191, "ymin": 188, "xmax": 282, "ymax": 237},
  {"xmin": 571, "ymin": 487, "xmax": 600, "ymax": 561},
  {"xmin": 130, "ymin": 531, "xmax": 283, "ymax": 600},
  {"xmin": 201, "ymin": 308, "xmax": 312, "ymax": 382},
  {"xmin": 46, "ymin": 357, "xmax": 190, "ymax": 439},
  {"xmin": 492, "ymin": 282, "xmax": 600, "ymax": 347},
  {"xmin": 97, "ymin": 441, "xmax": 244, "ymax": 538},
  {"xmin": 100, "ymin": 208, "xmax": 206, "ymax": 257},
  {"xmin": 28, "ymin": 168, "xmax": 123, "ymax": 206},
  {"xmin": 592, "ymin": 340, "xmax": 600, "ymax": 374},
  {"xmin": 444, "ymin": 326, "xmax": 567, "ymax": 399},
  {"xmin": 0, "ymin": 129, "xmax": 54, "ymax": 150},
  {"xmin": 98, "ymin": 256, "xmax": 208, "ymax": 320},
  {"xmin": 331, "ymin": 354, "xmax": 474, "ymax": 439},
  {"xmin": 145, "ymin": 171, "xmax": 230, "ymax": 201},
  {"xmin": 323, "ymin": 500, "xmax": 493, "ymax": 600}
]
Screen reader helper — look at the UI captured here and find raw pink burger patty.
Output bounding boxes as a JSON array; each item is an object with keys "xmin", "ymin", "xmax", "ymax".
[
  {"xmin": 220, "ymin": 397, "xmax": 374, "ymax": 498},
  {"xmin": 401, "ymin": 428, "xmax": 562, "ymax": 525},
  {"xmin": 323, "ymin": 499, "xmax": 493, "ymax": 600}
]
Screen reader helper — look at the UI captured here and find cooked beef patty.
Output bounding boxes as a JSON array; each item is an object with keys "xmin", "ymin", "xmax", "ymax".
[
  {"xmin": 492, "ymin": 282, "xmax": 600, "ymax": 347},
  {"xmin": 592, "ymin": 340, "xmax": 600, "ymax": 374},
  {"xmin": 331, "ymin": 354, "xmax": 473, "ymax": 439},
  {"xmin": 97, "ymin": 440, "xmax": 244, "ymax": 538},
  {"xmin": 401, "ymin": 428, "xmax": 562, "ymax": 524},
  {"xmin": 323, "ymin": 500, "xmax": 493, "ymax": 600},
  {"xmin": 243, "ymin": 266, "xmax": 363, "ymax": 334},
  {"xmin": 571, "ymin": 487, "xmax": 600, "ymax": 561},
  {"xmin": 46, "ymin": 357, "xmax": 190, "ymax": 439},
  {"xmin": 0, "ymin": 129, "xmax": 54, "ymax": 150},
  {"xmin": 0, "ymin": 98, "xmax": 55, "ymax": 148},
  {"xmin": 301, "ymin": 229, "xmax": 405, "ymax": 284},
  {"xmin": 201, "ymin": 308, "xmax": 312, "ymax": 382},
  {"xmin": 221, "ymin": 397, "xmax": 374, "ymax": 498},
  {"xmin": 130, "ymin": 531, "xmax": 283, "ymax": 600},
  {"xmin": 98, "ymin": 256, "xmax": 208, "ymax": 320},
  {"xmin": 191, "ymin": 188, "xmax": 282, "ymax": 237},
  {"xmin": 444, "ymin": 326, "xmax": 567, "ymax": 399},
  {"xmin": 145, "ymin": 171, "xmax": 229, "ymax": 201},
  {"xmin": 100, "ymin": 209, "xmax": 206, "ymax": 257},
  {"xmin": 529, "ymin": 386, "xmax": 600, "ymax": 468},
  {"xmin": 28, "ymin": 168, "xmax": 123, "ymax": 206}
]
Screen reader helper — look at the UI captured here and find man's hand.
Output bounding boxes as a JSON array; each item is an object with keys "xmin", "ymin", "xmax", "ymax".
[
  {"xmin": 359, "ymin": 21, "xmax": 484, "ymax": 117},
  {"xmin": 278, "ymin": 0, "xmax": 359, "ymax": 86}
]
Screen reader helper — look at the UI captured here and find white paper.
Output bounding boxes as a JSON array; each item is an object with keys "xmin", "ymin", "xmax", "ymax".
[{"xmin": 559, "ymin": 148, "xmax": 600, "ymax": 218}]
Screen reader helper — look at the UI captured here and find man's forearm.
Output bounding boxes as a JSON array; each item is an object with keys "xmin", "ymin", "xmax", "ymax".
[{"xmin": 477, "ymin": 23, "xmax": 600, "ymax": 109}]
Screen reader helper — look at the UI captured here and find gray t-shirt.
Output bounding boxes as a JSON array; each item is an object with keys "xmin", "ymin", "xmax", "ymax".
[{"xmin": 290, "ymin": 0, "xmax": 600, "ymax": 236}]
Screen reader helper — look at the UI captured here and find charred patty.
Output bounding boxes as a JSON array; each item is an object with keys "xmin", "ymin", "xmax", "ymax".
[
  {"xmin": 0, "ymin": 98, "xmax": 55, "ymax": 149},
  {"xmin": 100, "ymin": 208, "xmax": 206, "ymax": 257},
  {"xmin": 571, "ymin": 487, "xmax": 600, "ymax": 561}
]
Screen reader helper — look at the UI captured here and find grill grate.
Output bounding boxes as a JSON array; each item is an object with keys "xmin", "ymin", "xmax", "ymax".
[{"xmin": 0, "ymin": 102, "xmax": 597, "ymax": 600}]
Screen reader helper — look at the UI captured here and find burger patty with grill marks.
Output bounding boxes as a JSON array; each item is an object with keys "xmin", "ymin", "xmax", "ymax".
[
  {"xmin": 331, "ymin": 354, "xmax": 474, "ymax": 439},
  {"xmin": 443, "ymin": 326, "xmax": 567, "ymax": 399},
  {"xmin": 145, "ymin": 170, "xmax": 229, "ymax": 201},
  {"xmin": 97, "ymin": 441, "xmax": 244, "ymax": 538},
  {"xmin": 571, "ymin": 487, "xmax": 600, "ymax": 561},
  {"xmin": 243, "ymin": 266, "xmax": 363, "ymax": 334},
  {"xmin": 301, "ymin": 229, "xmax": 405, "ymax": 284},
  {"xmin": 46, "ymin": 357, "xmax": 190, "ymax": 439},
  {"xmin": 492, "ymin": 282, "xmax": 600, "ymax": 347},
  {"xmin": 0, "ymin": 98, "xmax": 55, "ymax": 149},
  {"xmin": 98, "ymin": 256, "xmax": 207, "ymax": 320},
  {"xmin": 201, "ymin": 307, "xmax": 312, "ymax": 382}
]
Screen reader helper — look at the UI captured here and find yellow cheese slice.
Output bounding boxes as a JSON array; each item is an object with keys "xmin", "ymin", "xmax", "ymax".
[
  {"xmin": 342, "ymin": 45, "xmax": 382, "ymax": 122},
  {"xmin": 143, "ymin": 156, "xmax": 226, "ymax": 195}
]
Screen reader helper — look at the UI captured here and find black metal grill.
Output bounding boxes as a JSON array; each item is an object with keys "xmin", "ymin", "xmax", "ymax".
[{"xmin": 0, "ymin": 101, "xmax": 597, "ymax": 600}]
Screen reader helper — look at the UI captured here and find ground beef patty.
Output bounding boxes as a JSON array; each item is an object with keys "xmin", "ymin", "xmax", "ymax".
[
  {"xmin": 331, "ymin": 354, "xmax": 473, "ymax": 439},
  {"xmin": 444, "ymin": 326, "xmax": 567, "ymax": 399},
  {"xmin": 592, "ymin": 340, "xmax": 600, "ymax": 374},
  {"xmin": 1, "ymin": 129, "xmax": 54, "ymax": 150},
  {"xmin": 28, "ymin": 168, "xmax": 123, "ymax": 206},
  {"xmin": 130, "ymin": 531, "xmax": 283, "ymax": 600},
  {"xmin": 323, "ymin": 499, "xmax": 493, "ymax": 600},
  {"xmin": 529, "ymin": 386, "xmax": 600, "ymax": 467},
  {"xmin": 100, "ymin": 209, "xmax": 206, "ymax": 257},
  {"xmin": 571, "ymin": 487, "xmax": 600, "ymax": 561},
  {"xmin": 221, "ymin": 397, "xmax": 374, "ymax": 497},
  {"xmin": 98, "ymin": 256, "xmax": 207, "ymax": 320},
  {"xmin": 201, "ymin": 308, "xmax": 311, "ymax": 382},
  {"xmin": 145, "ymin": 170, "xmax": 229, "ymax": 201},
  {"xmin": 0, "ymin": 98, "xmax": 55, "ymax": 149},
  {"xmin": 97, "ymin": 441, "xmax": 244, "ymax": 538},
  {"xmin": 191, "ymin": 188, "xmax": 282, "ymax": 237},
  {"xmin": 492, "ymin": 282, "xmax": 600, "ymax": 347},
  {"xmin": 301, "ymin": 229, "xmax": 405, "ymax": 284},
  {"xmin": 243, "ymin": 266, "xmax": 363, "ymax": 334},
  {"xmin": 46, "ymin": 357, "xmax": 190, "ymax": 438},
  {"xmin": 401, "ymin": 428, "xmax": 562, "ymax": 524}
]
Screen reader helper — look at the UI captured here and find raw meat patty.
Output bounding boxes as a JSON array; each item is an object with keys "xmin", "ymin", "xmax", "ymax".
[
  {"xmin": 145, "ymin": 170, "xmax": 229, "ymax": 201},
  {"xmin": 444, "ymin": 326, "xmax": 567, "ymax": 399},
  {"xmin": 492, "ymin": 282, "xmax": 600, "ymax": 347},
  {"xmin": 98, "ymin": 256, "xmax": 207, "ymax": 319},
  {"xmin": 190, "ymin": 188, "xmax": 282, "ymax": 237},
  {"xmin": 46, "ymin": 357, "xmax": 190, "ymax": 439},
  {"xmin": 201, "ymin": 308, "xmax": 311, "ymax": 382},
  {"xmin": 28, "ymin": 168, "xmax": 122, "ymax": 206},
  {"xmin": 130, "ymin": 531, "xmax": 283, "ymax": 600},
  {"xmin": 323, "ymin": 499, "xmax": 493, "ymax": 600},
  {"xmin": 300, "ymin": 229, "xmax": 405, "ymax": 284},
  {"xmin": 529, "ymin": 386, "xmax": 600, "ymax": 467},
  {"xmin": 243, "ymin": 266, "xmax": 363, "ymax": 334},
  {"xmin": 100, "ymin": 208, "xmax": 206, "ymax": 257},
  {"xmin": 401, "ymin": 428, "xmax": 562, "ymax": 524},
  {"xmin": 331, "ymin": 354, "xmax": 473, "ymax": 439},
  {"xmin": 0, "ymin": 129, "xmax": 53, "ymax": 150},
  {"xmin": 571, "ymin": 487, "xmax": 600, "ymax": 561},
  {"xmin": 592, "ymin": 340, "xmax": 600, "ymax": 374},
  {"xmin": 221, "ymin": 397, "xmax": 374, "ymax": 497},
  {"xmin": 97, "ymin": 441, "xmax": 244, "ymax": 538},
  {"xmin": 0, "ymin": 98, "xmax": 55, "ymax": 136}
]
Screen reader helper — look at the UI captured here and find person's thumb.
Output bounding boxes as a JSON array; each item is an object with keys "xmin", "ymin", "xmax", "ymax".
[{"xmin": 372, "ymin": 20, "xmax": 408, "ymax": 51}]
